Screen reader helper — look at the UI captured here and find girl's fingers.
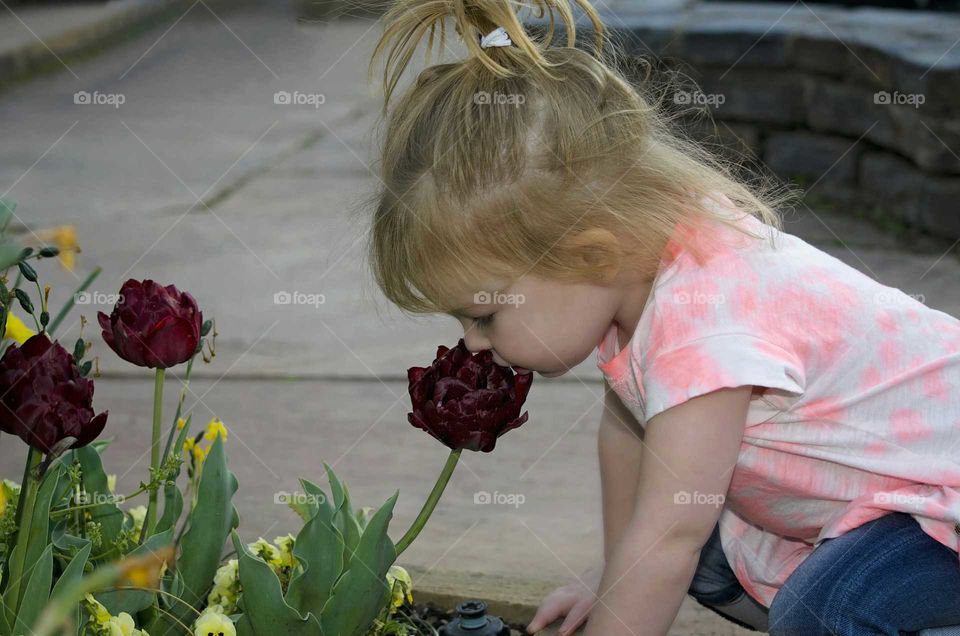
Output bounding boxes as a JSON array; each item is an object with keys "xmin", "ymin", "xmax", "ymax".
[
  {"xmin": 557, "ymin": 598, "xmax": 593, "ymax": 635},
  {"xmin": 526, "ymin": 593, "xmax": 574, "ymax": 633}
]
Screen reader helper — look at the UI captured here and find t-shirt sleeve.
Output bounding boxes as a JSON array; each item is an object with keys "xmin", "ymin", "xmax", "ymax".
[{"xmin": 641, "ymin": 331, "xmax": 806, "ymax": 422}]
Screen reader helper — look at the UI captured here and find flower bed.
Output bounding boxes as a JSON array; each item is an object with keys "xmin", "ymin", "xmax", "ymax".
[{"xmin": 0, "ymin": 197, "xmax": 535, "ymax": 636}]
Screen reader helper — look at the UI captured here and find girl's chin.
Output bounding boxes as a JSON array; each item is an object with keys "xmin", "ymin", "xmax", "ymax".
[{"xmin": 539, "ymin": 369, "xmax": 566, "ymax": 378}]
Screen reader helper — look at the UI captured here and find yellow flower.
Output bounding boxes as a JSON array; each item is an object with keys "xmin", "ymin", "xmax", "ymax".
[
  {"xmin": 35, "ymin": 225, "xmax": 78, "ymax": 271},
  {"xmin": 183, "ymin": 438, "xmax": 195, "ymax": 453},
  {"xmin": 4, "ymin": 313, "xmax": 34, "ymax": 345},
  {"xmin": 207, "ymin": 559, "xmax": 240, "ymax": 614},
  {"xmin": 106, "ymin": 611, "xmax": 148, "ymax": 636},
  {"xmin": 192, "ymin": 444, "xmax": 206, "ymax": 462},
  {"xmin": 128, "ymin": 505, "xmax": 147, "ymax": 537},
  {"xmin": 0, "ymin": 480, "xmax": 19, "ymax": 518},
  {"xmin": 83, "ymin": 593, "xmax": 112, "ymax": 625},
  {"xmin": 272, "ymin": 534, "xmax": 296, "ymax": 569},
  {"xmin": 247, "ymin": 537, "xmax": 282, "ymax": 567},
  {"xmin": 177, "ymin": 417, "xmax": 187, "ymax": 430},
  {"xmin": 204, "ymin": 417, "xmax": 227, "ymax": 442},
  {"xmin": 385, "ymin": 565, "xmax": 413, "ymax": 613},
  {"xmin": 193, "ymin": 604, "xmax": 236, "ymax": 636}
]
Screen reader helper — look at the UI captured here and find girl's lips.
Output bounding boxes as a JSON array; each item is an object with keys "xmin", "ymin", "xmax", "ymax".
[{"xmin": 512, "ymin": 366, "xmax": 532, "ymax": 375}]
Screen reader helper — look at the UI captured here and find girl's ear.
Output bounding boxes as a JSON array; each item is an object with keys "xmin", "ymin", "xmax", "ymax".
[{"xmin": 562, "ymin": 227, "xmax": 622, "ymax": 283}]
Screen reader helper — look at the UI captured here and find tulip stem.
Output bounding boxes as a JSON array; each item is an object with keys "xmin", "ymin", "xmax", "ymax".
[
  {"xmin": 5, "ymin": 447, "xmax": 41, "ymax": 622},
  {"xmin": 394, "ymin": 448, "xmax": 461, "ymax": 557},
  {"xmin": 143, "ymin": 367, "xmax": 165, "ymax": 542}
]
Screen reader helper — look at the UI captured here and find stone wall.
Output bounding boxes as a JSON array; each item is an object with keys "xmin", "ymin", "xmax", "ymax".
[{"xmin": 532, "ymin": 2, "xmax": 960, "ymax": 240}]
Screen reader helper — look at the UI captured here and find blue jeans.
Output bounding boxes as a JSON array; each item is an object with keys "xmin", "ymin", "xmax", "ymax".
[{"xmin": 687, "ymin": 512, "xmax": 960, "ymax": 635}]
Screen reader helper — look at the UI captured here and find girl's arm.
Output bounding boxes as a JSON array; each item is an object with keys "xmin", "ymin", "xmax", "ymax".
[
  {"xmin": 585, "ymin": 384, "xmax": 753, "ymax": 636},
  {"xmin": 599, "ymin": 378, "xmax": 645, "ymax": 563}
]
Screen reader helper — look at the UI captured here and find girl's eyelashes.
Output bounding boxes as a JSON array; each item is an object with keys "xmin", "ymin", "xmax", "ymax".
[{"xmin": 474, "ymin": 314, "xmax": 495, "ymax": 329}]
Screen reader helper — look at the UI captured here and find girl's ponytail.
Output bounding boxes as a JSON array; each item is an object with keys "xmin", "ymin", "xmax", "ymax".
[{"xmin": 369, "ymin": 0, "xmax": 607, "ymax": 109}]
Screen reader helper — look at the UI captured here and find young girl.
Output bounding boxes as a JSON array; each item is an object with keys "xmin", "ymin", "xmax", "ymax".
[{"xmin": 365, "ymin": 1, "xmax": 960, "ymax": 634}]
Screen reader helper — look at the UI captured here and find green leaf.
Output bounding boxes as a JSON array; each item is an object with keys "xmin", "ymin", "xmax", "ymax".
[
  {"xmin": 324, "ymin": 464, "xmax": 360, "ymax": 566},
  {"xmin": 48, "ymin": 266, "xmax": 101, "ymax": 336},
  {"xmin": 50, "ymin": 522, "xmax": 92, "ymax": 554},
  {"xmin": 284, "ymin": 484, "xmax": 344, "ymax": 619},
  {"xmin": 95, "ymin": 529, "xmax": 173, "ymax": 616},
  {"xmin": 0, "ymin": 241, "xmax": 21, "ymax": 271},
  {"xmin": 230, "ymin": 530, "xmax": 323, "ymax": 636},
  {"xmin": 319, "ymin": 491, "xmax": 399, "ymax": 636},
  {"xmin": 49, "ymin": 542, "xmax": 92, "ymax": 601},
  {"xmin": 158, "ymin": 570, "xmax": 185, "ymax": 611},
  {"xmin": 150, "ymin": 436, "xmax": 238, "ymax": 635},
  {"xmin": 0, "ymin": 594, "xmax": 10, "ymax": 636},
  {"xmin": 3, "ymin": 462, "xmax": 63, "ymax": 623},
  {"xmin": 288, "ymin": 478, "xmax": 333, "ymax": 523},
  {"xmin": 323, "ymin": 463, "xmax": 347, "ymax": 513},
  {"xmin": 0, "ymin": 197, "xmax": 16, "ymax": 233},
  {"xmin": 154, "ymin": 479, "xmax": 184, "ymax": 536},
  {"xmin": 14, "ymin": 543, "xmax": 52, "ymax": 634},
  {"xmin": 235, "ymin": 614, "xmax": 256, "ymax": 636},
  {"xmin": 38, "ymin": 542, "xmax": 92, "ymax": 634},
  {"xmin": 70, "ymin": 446, "xmax": 124, "ymax": 553}
]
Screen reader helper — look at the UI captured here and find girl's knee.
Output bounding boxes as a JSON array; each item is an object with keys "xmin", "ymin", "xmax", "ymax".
[{"xmin": 687, "ymin": 524, "xmax": 742, "ymax": 605}]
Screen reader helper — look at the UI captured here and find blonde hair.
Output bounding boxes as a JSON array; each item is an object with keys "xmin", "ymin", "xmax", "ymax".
[{"xmin": 364, "ymin": 0, "xmax": 798, "ymax": 316}]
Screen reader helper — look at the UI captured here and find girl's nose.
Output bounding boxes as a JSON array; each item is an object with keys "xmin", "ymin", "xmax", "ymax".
[{"xmin": 462, "ymin": 329, "xmax": 490, "ymax": 355}]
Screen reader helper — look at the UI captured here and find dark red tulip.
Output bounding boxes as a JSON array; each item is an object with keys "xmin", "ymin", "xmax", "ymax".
[
  {"xmin": 407, "ymin": 339, "xmax": 532, "ymax": 452},
  {"xmin": 0, "ymin": 334, "xmax": 108, "ymax": 453},
  {"xmin": 97, "ymin": 279, "xmax": 202, "ymax": 369}
]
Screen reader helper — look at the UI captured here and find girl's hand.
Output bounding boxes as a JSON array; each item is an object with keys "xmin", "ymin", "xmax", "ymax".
[{"xmin": 526, "ymin": 563, "xmax": 603, "ymax": 635}]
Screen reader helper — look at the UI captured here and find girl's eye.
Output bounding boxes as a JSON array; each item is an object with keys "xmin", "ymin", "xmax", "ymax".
[{"xmin": 474, "ymin": 314, "xmax": 495, "ymax": 328}]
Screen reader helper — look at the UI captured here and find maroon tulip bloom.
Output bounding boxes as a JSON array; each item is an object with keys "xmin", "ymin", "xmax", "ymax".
[
  {"xmin": 0, "ymin": 334, "xmax": 108, "ymax": 453},
  {"xmin": 97, "ymin": 279, "xmax": 202, "ymax": 369},
  {"xmin": 407, "ymin": 339, "xmax": 532, "ymax": 452}
]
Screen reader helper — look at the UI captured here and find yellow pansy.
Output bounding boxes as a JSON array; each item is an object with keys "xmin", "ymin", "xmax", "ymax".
[
  {"xmin": 385, "ymin": 565, "xmax": 413, "ymax": 613},
  {"xmin": 83, "ymin": 593, "xmax": 112, "ymax": 625},
  {"xmin": 105, "ymin": 611, "xmax": 148, "ymax": 636},
  {"xmin": 247, "ymin": 537, "xmax": 282, "ymax": 567},
  {"xmin": 193, "ymin": 605, "xmax": 236, "ymax": 636},
  {"xmin": 204, "ymin": 417, "xmax": 227, "ymax": 442},
  {"xmin": 273, "ymin": 534, "xmax": 296, "ymax": 569},
  {"xmin": 207, "ymin": 559, "xmax": 240, "ymax": 615},
  {"xmin": 4, "ymin": 313, "xmax": 33, "ymax": 345}
]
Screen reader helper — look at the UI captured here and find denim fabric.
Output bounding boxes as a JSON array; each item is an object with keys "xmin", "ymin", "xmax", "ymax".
[{"xmin": 688, "ymin": 512, "xmax": 960, "ymax": 635}]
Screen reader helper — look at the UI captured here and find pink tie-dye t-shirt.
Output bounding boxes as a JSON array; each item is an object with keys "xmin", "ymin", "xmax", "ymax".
[{"xmin": 595, "ymin": 193, "xmax": 960, "ymax": 607}]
